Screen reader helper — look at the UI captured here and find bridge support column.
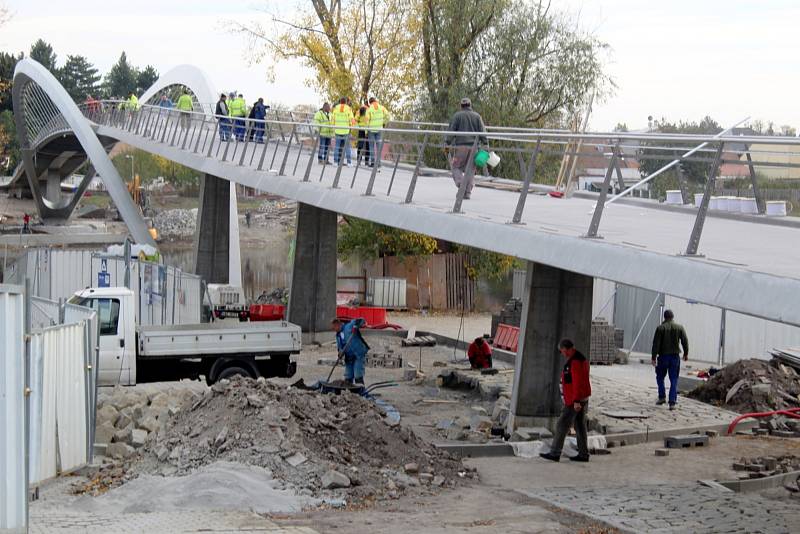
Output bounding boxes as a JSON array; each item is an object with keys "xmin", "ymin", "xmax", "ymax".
[
  {"xmin": 288, "ymin": 203, "xmax": 337, "ymax": 343},
  {"xmin": 193, "ymin": 174, "xmax": 231, "ymax": 284},
  {"xmin": 508, "ymin": 262, "xmax": 593, "ymax": 431},
  {"xmin": 45, "ymin": 168, "xmax": 62, "ymax": 203}
]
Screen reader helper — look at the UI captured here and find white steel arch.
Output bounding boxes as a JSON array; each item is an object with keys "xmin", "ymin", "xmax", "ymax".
[{"xmin": 12, "ymin": 59, "xmax": 156, "ymax": 246}]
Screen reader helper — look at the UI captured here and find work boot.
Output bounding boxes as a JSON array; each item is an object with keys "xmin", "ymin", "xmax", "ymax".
[
  {"xmin": 539, "ymin": 452, "xmax": 560, "ymax": 462},
  {"xmin": 569, "ymin": 455, "xmax": 590, "ymax": 462},
  {"xmin": 669, "ymin": 403, "xmax": 676, "ymax": 411},
  {"xmin": 656, "ymin": 398, "xmax": 666, "ymax": 406},
  {"xmin": 463, "ymin": 192, "xmax": 471, "ymax": 199}
]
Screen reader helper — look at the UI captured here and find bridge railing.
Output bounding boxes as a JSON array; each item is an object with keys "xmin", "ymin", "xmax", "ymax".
[{"xmin": 80, "ymin": 99, "xmax": 800, "ymax": 256}]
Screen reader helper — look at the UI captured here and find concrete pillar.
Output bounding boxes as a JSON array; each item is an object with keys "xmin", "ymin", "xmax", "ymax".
[
  {"xmin": 193, "ymin": 174, "xmax": 230, "ymax": 284},
  {"xmin": 45, "ymin": 168, "xmax": 61, "ymax": 203},
  {"xmin": 508, "ymin": 262, "xmax": 593, "ymax": 430},
  {"xmin": 287, "ymin": 203, "xmax": 337, "ymax": 342}
]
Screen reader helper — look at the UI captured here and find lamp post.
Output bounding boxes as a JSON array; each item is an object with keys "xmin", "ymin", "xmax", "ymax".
[{"xmin": 124, "ymin": 154, "xmax": 135, "ymax": 182}]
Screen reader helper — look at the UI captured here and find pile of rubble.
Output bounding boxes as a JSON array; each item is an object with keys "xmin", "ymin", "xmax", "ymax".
[
  {"xmin": 732, "ymin": 455, "xmax": 800, "ymax": 479},
  {"xmin": 126, "ymin": 377, "xmax": 466, "ymax": 501},
  {"xmin": 688, "ymin": 358, "xmax": 800, "ymax": 413},
  {"xmin": 154, "ymin": 208, "xmax": 197, "ymax": 239},
  {"xmin": 255, "ymin": 287, "xmax": 289, "ymax": 304},
  {"xmin": 94, "ymin": 383, "xmax": 204, "ymax": 461}
]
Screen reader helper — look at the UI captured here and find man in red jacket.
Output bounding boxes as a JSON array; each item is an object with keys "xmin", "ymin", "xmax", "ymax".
[
  {"xmin": 467, "ymin": 337, "xmax": 492, "ymax": 369},
  {"xmin": 540, "ymin": 338, "xmax": 592, "ymax": 462}
]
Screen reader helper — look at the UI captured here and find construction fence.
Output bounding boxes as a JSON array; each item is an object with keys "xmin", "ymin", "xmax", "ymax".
[
  {"xmin": 6, "ymin": 248, "xmax": 202, "ymax": 325},
  {"xmin": 1, "ymin": 284, "xmax": 98, "ymax": 532}
]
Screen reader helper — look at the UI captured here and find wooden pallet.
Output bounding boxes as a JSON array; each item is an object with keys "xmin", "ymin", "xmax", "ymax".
[{"xmin": 401, "ymin": 336, "xmax": 437, "ymax": 347}]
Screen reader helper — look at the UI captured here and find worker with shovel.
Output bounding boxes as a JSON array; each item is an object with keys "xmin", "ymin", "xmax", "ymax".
[{"xmin": 331, "ymin": 318, "xmax": 370, "ymax": 385}]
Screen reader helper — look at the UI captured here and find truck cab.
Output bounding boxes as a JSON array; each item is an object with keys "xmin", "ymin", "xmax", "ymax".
[{"xmin": 69, "ymin": 287, "xmax": 137, "ymax": 385}]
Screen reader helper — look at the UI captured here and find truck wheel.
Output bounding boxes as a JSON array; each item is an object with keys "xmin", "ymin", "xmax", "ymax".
[{"xmin": 216, "ymin": 366, "xmax": 254, "ymax": 381}]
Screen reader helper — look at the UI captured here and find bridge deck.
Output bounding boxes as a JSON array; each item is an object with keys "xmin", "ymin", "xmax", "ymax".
[{"xmin": 94, "ymin": 121, "xmax": 800, "ymax": 327}]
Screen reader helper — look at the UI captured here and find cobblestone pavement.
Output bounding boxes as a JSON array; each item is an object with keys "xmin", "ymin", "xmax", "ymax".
[
  {"xmin": 523, "ymin": 483, "xmax": 800, "ymax": 534},
  {"xmin": 29, "ymin": 509, "xmax": 320, "ymax": 534}
]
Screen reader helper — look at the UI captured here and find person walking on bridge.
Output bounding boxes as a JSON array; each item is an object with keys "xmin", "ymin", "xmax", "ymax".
[
  {"xmin": 366, "ymin": 97, "xmax": 389, "ymax": 168},
  {"xmin": 651, "ymin": 309, "xmax": 689, "ymax": 410},
  {"xmin": 251, "ymin": 98, "xmax": 267, "ymax": 143},
  {"xmin": 229, "ymin": 93, "xmax": 247, "ymax": 141},
  {"xmin": 314, "ymin": 102, "xmax": 333, "ymax": 163},
  {"xmin": 540, "ymin": 339, "xmax": 592, "ymax": 463},
  {"xmin": 331, "ymin": 97, "xmax": 355, "ymax": 166},
  {"xmin": 215, "ymin": 93, "xmax": 230, "ymax": 141},
  {"xmin": 445, "ymin": 97, "xmax": 487, "ymax": 199},
  {"xmin": 176, "ymin": 91, "xmax": 194, "ymax": 130}
]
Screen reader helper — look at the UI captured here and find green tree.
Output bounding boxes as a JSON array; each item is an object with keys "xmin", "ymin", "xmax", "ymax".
[
  {"xmin": 0, "ymin": 51, "xmax": 23, "ymax": 113},
  {"xmin": 0, "ymin": 109, "xmax": 19, "ymax": 173},
  {"xmin": 338, "ymin": 218, "xmax": 438, "ymax": 260},
  {"xmin": 637, "ymin": 116, "xmax": 723, "ymax": 199},
  {"xmin": 29, "ymin": 38, "xmax": 57, "ymax": 72},
  {"xmin": 58, "ymin": 55, "xmax": 101, "ymax": 101},
  {"xmin": 136, "ymin": 65, "xmax": 159, "ymax": 95},
  {"xmin": 104, "ymin": 52, "xmax": 138, "ymax": 98}
]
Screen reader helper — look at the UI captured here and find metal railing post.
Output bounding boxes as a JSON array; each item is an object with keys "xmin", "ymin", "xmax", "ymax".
[
  {"xmin": 331, "ymin": 134, "xmax": 349, "ymax": 188},
  {"xmin": 452, "ymin": 139, "xmax": 478, "ymax": 213},
  {"xmin": 387, "ymin": 154, "xmax": 402, "ymax": 196},
  {"xmin": 279, "ymin": 124, "xmax": 298, "ymax": 175},
  {"xmin": 510, "ymin": 138, "xmax": 541, "ymax": 224},
  {"xmin": 685, "ymin": 143, "xmax": 725, "ymax": 256},
  {"xmin": 303, "ymin": 131, "xmax": 320, "ymax": 182},
  {"xmin": 404, "ymin": 133, "xmax": 430, "ymax": 203},
  {"xmin": 257, "ymin": 123, "xmax": 272, "ymax": 171},
  {"xmin": 745, "ymin": 148, "xmax": 766, "ymax": 214},
  {"xmin": 238, "ymin": 120, "xmax": 252, "ymax": 166},
  {"xmin": 675, "ymin": 162, "xmax": 690, "ymax": 204},
  {"xmin": 364, "ymin": 137, "xmax": 384, "ymax": 196},
  {"xmin": 585, "ymin": 142, "xmax": 620, "ymax": 238}
]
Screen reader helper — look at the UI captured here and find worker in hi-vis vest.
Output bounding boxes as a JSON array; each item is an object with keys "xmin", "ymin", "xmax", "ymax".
[
  {"xmin": 228, "ymin": 93, "xmax": 247, "ymax": 141},
  {"xmin": 331, "ymin": 97, "xmax": 355, "ymax": 166},
  {"xmin": 176, "ymin": 91, "xmax": 193, "ymax": 130},
  {"xmin": 365, "ymin": 97, "xmax": 390, "ymax": 168}
]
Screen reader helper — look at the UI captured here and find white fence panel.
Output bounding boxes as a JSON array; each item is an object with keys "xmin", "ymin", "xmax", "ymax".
[
  {"xmin": 592, "ymin": 279, "xmax": 616, "ymax": 322},
  {"xmin": 664, "ymin": 296, "xmax": 722, "ymax": 364},
  {"xmin": 28, "ymin": 334, "xmax": 45, "ymax": 484},
  {"xmin": 1, "ymin": 285, "xmax": 27, "ymax": 532},
  {"xmin": 31, "ymin": 295, "xmax": 60, "ymax": 328},
  {"xmin": 724, "ymin": 311, "xmax": 800, "ymax": 363}
]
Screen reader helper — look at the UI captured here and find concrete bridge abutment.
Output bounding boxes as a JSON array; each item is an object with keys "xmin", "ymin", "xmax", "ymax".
[
  {"xmin": 507, "ymin": 261, "xmax": 593, "ymax": 432},
  {"xmin": 193, "ymin": 174, "xmax": 231, "ymax": 284},
  {"xmin": 287, "ymin": 203, "xmax": 337, "ymax": 343}
]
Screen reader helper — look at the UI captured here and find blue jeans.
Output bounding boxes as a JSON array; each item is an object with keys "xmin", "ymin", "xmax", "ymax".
[
  {"xmin": 334, "ymin": 135, "xmax": 351, "ymax": 164},
  {"xmin": 367, "ymin": 131, "xmax": 382, "ymax": 166},
  {"xmin": 218, "ymin": 118, "xmax": 230, "ymax": 141},
  {"xmin": 318, "ymin": 136, "xmax": 331, "ymax": 161},
  {"xmin": 343, "ymin": 353, "xmax": 366, "ymax": 383},
  {"xmin": 656, "ymin": 354, "xmax": 681, "ymax": 405}
]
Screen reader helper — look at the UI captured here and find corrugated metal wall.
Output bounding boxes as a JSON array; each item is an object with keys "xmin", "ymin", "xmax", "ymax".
[
  {"xmin": 0, "ymin": 284, "xmax": 27, "ymax": 532},
  {"xmin": 592, "ymin": 279, "xmax": 617, "ymax": 322},
  {"xmin": 663, "ymin": 297, "xmax": 722, "ymax": 363},
  {"xmin": 614, "ymin": 284, "xmax": 665, "ymax": 353}
]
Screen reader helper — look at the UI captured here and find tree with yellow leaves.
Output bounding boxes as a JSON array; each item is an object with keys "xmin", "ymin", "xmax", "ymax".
[{"xmin": 232, "ymin": 0, "xmax": 418, "ymax": 111}]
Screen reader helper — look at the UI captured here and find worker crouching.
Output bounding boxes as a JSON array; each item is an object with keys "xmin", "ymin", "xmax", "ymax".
[
  {"xmin": 467, "ymin": 337, "xmax": 493, "ymax": 369},
  {"xmin": 331, "ymin": 318, "xmax": 370, "ymax": 384}
]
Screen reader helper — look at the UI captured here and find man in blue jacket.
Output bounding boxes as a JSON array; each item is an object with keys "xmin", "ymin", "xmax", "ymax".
[{"xmin": 331, "ymin": 318, "xmax": 370, "ymax": 384}]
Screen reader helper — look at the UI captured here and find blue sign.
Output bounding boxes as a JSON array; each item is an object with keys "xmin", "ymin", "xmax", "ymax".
[{"xmin": 98, "ymin": 272, "xmax": 111, "ymax": 288}]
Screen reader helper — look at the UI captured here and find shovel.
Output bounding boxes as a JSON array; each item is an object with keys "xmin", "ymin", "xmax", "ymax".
[{"xmin": 326, "ymin": 329, "xmax": 358, "ymax": 382}]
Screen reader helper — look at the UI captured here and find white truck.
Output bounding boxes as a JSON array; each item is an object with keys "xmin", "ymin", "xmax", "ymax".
[{"xmin": 69, "ymin": 286, "xmax": 301, "ymax": 386}]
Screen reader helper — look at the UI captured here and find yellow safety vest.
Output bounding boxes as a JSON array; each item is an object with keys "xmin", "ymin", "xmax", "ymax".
[
  {"xmin": 366, "ymin": 103, "xmax": 388, "ymax": 131},
  {"xmin": 127, "ymin": 95, "xmax": 139, "ymax": 111},
  {"xmin": 229, "ymin": 98, "xmax": 246, "ymax": 117},
  {"xmin": 176, "ymin": 94, "xmax": 193, "ymax": 111},
  {"xmin": 314, "ymin": 110, "xmax": 333, "ymax": 137},
  {"xmin": 331, "ymin": 104, "xmax": 354, "ymax": 136}
]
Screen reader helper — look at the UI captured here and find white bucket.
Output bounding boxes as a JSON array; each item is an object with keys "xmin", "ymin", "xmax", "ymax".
[
  {"xmin": 727, "ymin": 197, "xmax": 742, "ymax": 212},
  {"xmin": 739, "ymin": 198, "xmax": 758, "ymax": 214},
  {"xmin": 665, "ymin": 190, "xmax": 683, "ymax": 205},
  {"xmin": 766, "ymin": 200, "xmax": 788, "ymax": 217},
  {"xmin": 694, "ymin": 193, "xmax": 705, "ymax": 207},
  {"xmin": 487, "ymin": 151, "xmax": 501, "ymax": 168}
]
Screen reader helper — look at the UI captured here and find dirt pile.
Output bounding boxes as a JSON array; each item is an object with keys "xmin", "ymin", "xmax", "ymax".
[
  {"xmin": 688, "ymin": 358, "xmax": 800, "ymax": 413},
  {"xmin": 131, "ymin": 377, "xmax": 467, "ymax": 502}
]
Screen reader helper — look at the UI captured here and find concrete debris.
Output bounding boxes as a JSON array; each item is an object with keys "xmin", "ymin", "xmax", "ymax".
[
  {"xmin": 689, "ymin": 358, "xmax": 800, "ymax": 413},
  {"xmin": 123, "ymin": 377, "xmax": 464, "ymax": 502},
  {"xmin": 733, "ymin": 455, "xmax": 800, "ymax": 479},
  {"xmin": 153, "ymin": 208, "xmax": 198, "ymax": 239},
  {"xmin": 107, "ymin": 442, "xmax": 136, "ymax": 460}
]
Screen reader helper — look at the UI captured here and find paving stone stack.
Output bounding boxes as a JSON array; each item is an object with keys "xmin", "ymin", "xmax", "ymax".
[
  {"xmin": 590, "ymin": 318, "xmax": 617, "ymax": 365},
  {"xmin": 491, "ymin": 298, "xmax": 523, "ymax": 338},
  {"xmin": 366, "ymin": 351, "xmax": 403, "ymax": 368},
  {"xmin": 614, "ymin": 328, "xmax": 625, "ymax": 349},
  {"xmin": 732, "ymin": 454, "xmax": 800, "ymax": 479}
]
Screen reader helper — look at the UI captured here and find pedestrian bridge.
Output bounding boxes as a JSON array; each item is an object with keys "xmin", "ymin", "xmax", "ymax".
[{"xmin": 12, "ymin": 59, "xmax": 800, "ymax": 328}]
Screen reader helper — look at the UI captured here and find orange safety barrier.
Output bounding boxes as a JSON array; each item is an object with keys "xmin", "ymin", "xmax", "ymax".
[
  {"xmin": 494, "ymin": 323, "xmax": 520, "ymax": 352},
  {"xmin": 336, "ymin": 305, "xmax": 388, "ymax": 327},
  {"xmin": 249, "ymin": 304, "xmax": 286, "ymax": 321}
]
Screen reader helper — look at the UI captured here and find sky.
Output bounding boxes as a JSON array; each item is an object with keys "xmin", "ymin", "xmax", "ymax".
[{"xmin": 3, "ymin": 0, "xmax": 800, "ymax": 131}]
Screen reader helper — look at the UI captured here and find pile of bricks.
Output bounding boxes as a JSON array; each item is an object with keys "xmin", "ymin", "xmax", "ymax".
[
  {"xmin": 590, "ymin": 318, "xmax": 617, "ymax": 365},
  {"xmin": 491, "ymin": 298, "xmax": 523, "ymax": 338},
  {"xmin": 732, "ymin": 454, "xmax": 800, "ymax": 479},
  {"xmin": 366, "ymin": 351, "xmax": 403, "ymax": 368}
]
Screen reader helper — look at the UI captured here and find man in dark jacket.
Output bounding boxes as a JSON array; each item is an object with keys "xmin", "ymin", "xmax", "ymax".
[
  {"xmin": 215, "ymin": 94, "xmax": 230, "ymax": 141},
  {"xmin": 540, "ymin": 339, "xmax": 592, "ymax": 463},
  {"xmin": 446, "ymin": 98, "xmax": 487, "ymax": 199},
  {"xmin": 652, "ymin": 309, "xmax": 689, "ymax": 410}
]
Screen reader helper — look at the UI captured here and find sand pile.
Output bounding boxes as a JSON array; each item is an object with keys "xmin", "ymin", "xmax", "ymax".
[
  {"xmin": 129, "ymin": 377, "xmax": 467, "ymax": 501},
  {"xmin": 689, "ymin": 358, "xmax": 800, "ymax": 413}
]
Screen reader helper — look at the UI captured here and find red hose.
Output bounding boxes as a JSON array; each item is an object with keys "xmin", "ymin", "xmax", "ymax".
[{"xmin": 726, "ymin": 407, "xmax": 800, "ymax": 435}]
